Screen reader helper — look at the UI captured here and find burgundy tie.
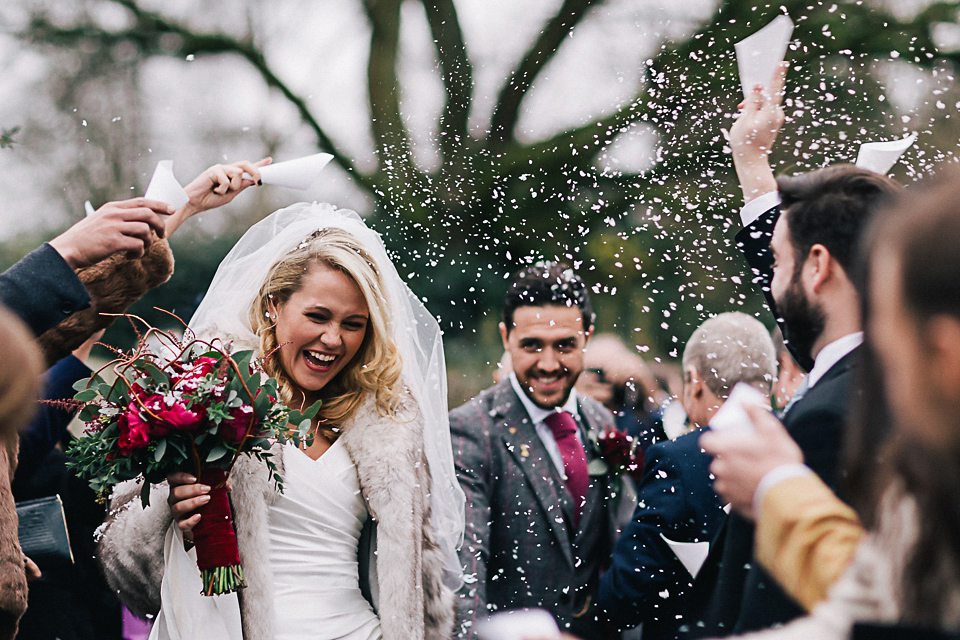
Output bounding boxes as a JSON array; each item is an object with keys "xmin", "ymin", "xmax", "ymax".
[{"xmin": 544, "ymin": 410, "xmax": 589, "ymax": 526}]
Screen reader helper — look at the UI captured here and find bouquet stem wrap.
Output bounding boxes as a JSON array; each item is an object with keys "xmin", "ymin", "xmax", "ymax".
[{"xmin": 194, "ymin": 467, "xmax": 245, "ymax": 595}]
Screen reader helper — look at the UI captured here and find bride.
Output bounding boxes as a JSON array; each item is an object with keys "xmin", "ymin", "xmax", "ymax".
[{"xmin": 97, "ymin": 200, "xmax": 465, "ymax": 640}]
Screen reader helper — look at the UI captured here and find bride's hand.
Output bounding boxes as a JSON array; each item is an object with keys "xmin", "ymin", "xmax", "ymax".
[
  {"xmin": 167, "ymin": 471, "xmax": 212, "ymax": 537},
  {"xmin": 164, "ymin": 158, "xmax": 272, "ymax": 236}
]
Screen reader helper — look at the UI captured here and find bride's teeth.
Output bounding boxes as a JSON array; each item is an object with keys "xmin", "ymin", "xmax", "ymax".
[{"xmin": 306, "ymin": 351, "xmax": 335, "ymax": 364}]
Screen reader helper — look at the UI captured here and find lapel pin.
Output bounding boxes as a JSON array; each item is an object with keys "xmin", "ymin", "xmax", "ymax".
[
  {"xmin": 520, "ymin": 443, "xmax": 530, "ymax": 458},
  {"xmin": 509, "ymin": 427, "xmax": 517, "ymax": 435}
]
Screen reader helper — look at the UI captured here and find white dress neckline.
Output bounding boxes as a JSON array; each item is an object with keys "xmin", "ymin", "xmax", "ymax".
[{"xmin": 267, "ymin": 441, "xmax": 382, "ymax": 640}]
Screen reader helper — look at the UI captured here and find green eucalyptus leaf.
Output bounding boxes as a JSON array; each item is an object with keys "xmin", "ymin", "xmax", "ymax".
[
  {"xmin": 153, "ymin": 439, "xmax": 167, "ymax": 462},
  {"xmin": 206, "ymin": 445, "xmax": 228, "ymax": 462}
]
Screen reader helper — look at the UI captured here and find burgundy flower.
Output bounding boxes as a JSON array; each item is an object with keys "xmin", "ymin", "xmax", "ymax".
[
  {"xmin": 155, "ymin": 402, "xmax": 204, "ymax": 433},
  {"xmin": 172, "ymin": 356, "xmax": 219, "ymax": 391},
  {"xmin": 599, "ymin": 429, "xmax": 632, "ymax": 468},
  {"xmin": 598, "ymin": 427, "xmax": 645, "ymax": 480},
  {"xmin": 219, "ymin": 405, "xmax": 255, "ymax": 445},
  {"xmin": 117, "ymin": 407, "xmax": 151, "ymax": 455}
]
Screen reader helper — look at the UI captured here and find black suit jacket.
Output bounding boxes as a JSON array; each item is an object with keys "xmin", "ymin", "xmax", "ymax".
[
  {"xmin": 0, "ymin": 244, "xmax": 90, "ymax": 336},
  {"xmin": 685, "ymin": 205, "xmax": 861, "ymax": 637},
  {"xmin": 598, "ymin": 427, "xmax": 726, "ymax": 640}
]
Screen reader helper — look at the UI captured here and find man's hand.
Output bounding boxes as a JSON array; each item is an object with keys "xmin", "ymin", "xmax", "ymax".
[
  {"xmin": 727, "ymin": 61, "xmax": 788, "ymax": 203},
  {"xmin": 164, "ymin": 158, "xmax": 271, "ymax": 236},
  {"xmin": 700, "ymin": 403, "xmax": 803, "ymax": 519},
  {"xmin": 49, "ymin": 198, "xmax": 174, "ymax": 269}
]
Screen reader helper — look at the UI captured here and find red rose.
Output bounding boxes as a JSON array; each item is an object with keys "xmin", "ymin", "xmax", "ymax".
[
  {"xmin": 599, "ymin": 428, "xmax": 634, "ymax": 471},
  {"xmin": 117, "ymin": 407, "xmax": 151, "ymax": 455},
  {"xmin": 132, "ymin": 394, "xmax": 171, "ymax": 437},
  {"xmin": 155, "ymin": 402, "xmax": 204, "ymax": 433},
  {"xmin": 173, "ymin": 357, "xmax": 219, "ymax": 389},
  {"xmin": 219, "ymin": 405, "xmax": 255, "ymax": 445}
]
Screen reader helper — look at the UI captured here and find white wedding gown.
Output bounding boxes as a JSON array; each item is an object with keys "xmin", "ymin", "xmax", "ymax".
[{"xmin": 268, "ymin": 440, "xmax": 383, "ymax": 640}]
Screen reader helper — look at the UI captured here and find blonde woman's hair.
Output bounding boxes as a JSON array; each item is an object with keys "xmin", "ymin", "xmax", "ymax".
[{"xmin": 250, "ymin": 229, "xmax": 404, "ymax": 440}]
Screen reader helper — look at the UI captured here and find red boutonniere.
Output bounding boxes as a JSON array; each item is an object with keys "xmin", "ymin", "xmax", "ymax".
[{"xmin": 588, "ymin": 426, "xmax": 645, "ymax": 481}]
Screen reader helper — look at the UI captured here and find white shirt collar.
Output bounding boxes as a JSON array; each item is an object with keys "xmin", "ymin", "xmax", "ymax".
[
  {"xmin": 508, "ymin": 371, "xmax": 579, "ymax": 425},
  {"xmin": 807, "ymin": 332, "xmax": 863, "ymax": 389}
]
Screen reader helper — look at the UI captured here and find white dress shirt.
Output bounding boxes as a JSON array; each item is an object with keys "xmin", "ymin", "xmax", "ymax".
[
  {"xmin": 508, "ymin": 372, "xmax": 582, "ymax": 480},
  {"xmin": 740, "ymin": 191, "xmax": 782, "ymax": 227}
]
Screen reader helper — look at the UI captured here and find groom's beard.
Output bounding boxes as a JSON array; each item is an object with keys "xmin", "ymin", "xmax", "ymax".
[{"xmin": 776, "ymin": 274, "xmax": 826, "ymax": 367}]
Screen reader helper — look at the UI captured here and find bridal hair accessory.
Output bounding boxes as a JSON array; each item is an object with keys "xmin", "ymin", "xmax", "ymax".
[
  {"xmin": 188, "ymin": 202, "xmax": 467, "ymax": 588},
  {"xmin": 66, "ymin": 318, "xmax": 320, "ymax": 596}
]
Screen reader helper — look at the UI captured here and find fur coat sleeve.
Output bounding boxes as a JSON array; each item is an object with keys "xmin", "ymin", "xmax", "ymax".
[
  {"xmin": 96, "ymin": 479, "xmax": 174, "ymax": 618},
  {"xmin": 37, "ymin": 234, "xmax": 174, "ymax": 366}
]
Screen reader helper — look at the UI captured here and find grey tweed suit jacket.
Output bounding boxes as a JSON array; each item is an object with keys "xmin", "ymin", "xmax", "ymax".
[{"xmin": 450, "ymin": 379, "xmax": 625, "ymax": 639}]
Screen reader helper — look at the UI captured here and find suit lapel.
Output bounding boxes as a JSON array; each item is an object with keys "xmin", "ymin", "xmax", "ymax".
[
  {"xmin": 495, "ymin": 385, "xmax": 575, "ymax": 569},
  {"xmin": 786, "ymin": 346, "xmax": 860, "ymax": 418}
]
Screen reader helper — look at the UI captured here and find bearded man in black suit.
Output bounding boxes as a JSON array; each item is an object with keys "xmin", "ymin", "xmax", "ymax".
[{"xmin": 684, "ymin": 64, "xmax": 902, "ymax": 636}]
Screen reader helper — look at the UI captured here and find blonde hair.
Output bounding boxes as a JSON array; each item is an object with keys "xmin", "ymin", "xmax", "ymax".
[{"xmin": 250, "ymin": 229, "xmax": 404, "ymax": 440}]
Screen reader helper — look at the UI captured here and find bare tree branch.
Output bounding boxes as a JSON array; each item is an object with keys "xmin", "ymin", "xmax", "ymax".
[
  {"xmin": 23, "ymin": 0, "xmax": 375, "ymax": 194},
  {"xmin": 421, "ymin": 0, "xmax": 475, "ymax": 164},
  {"xmin": 497, "ymin": 93, "xmax": 652, "ymax": 173},
  {"xmin": 362, "ymin": 0, "xmax": 432, "ymax": 220},
  {"xmin": 487, "ymin": 0, "xmax": 605, "ymax": 146}
]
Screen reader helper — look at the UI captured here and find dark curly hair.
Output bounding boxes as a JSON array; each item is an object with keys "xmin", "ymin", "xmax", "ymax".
[{"xmin": 502, "ymin": 262, "xmax": 593, "ymax": 335}]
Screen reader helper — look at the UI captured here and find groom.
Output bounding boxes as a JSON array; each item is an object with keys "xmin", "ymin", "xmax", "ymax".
[{"xmin": 450, "ymin": 263, "xmax": 626, "ymax": 640}]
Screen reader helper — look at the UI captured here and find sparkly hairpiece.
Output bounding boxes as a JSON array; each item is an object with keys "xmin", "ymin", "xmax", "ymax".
[{"xmin": 294, "ymin": 228, "xmax": 379, "ymax": 274}]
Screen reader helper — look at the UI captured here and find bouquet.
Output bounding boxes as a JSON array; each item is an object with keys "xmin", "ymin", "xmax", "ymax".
[{"xmin": 67, "ymin": 321, "xmax": 319, "ymax": 596}]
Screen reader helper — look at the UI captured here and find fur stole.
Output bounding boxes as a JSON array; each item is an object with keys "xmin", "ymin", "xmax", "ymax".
[{"xmin": 37, "ymin": 234, "xmax": 173, "ymax": 366}]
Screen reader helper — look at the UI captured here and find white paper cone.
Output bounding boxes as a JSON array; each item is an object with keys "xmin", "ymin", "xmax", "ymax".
[
  {"xmin": 708, "ymin": 382, "xmax": 771, "ymax": 435},
  {"xmin": 475, "ymin": 609, "xmax": 559, "ymax": 640},
  {"xmin": 660, "ymin": 534, "xmax": 710, "ymax": 579},
  {"xmin": 735, "ymin": 15, "xmax": 794, "ymax": 100},
  {"xmin": 144, "ymin": 160, "xmax": 190, "ymax": 209},
  {"xmin": 244, "ymin": 153, "xmax": 333, "ymax": 190},
  {"xmin": 855, "ymin": 134, "xmax": 917, "ymax": 174}
]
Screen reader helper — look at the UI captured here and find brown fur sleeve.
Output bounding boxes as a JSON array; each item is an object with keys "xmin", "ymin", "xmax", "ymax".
[{"xmin": 36, "ymin": 236, "xmax": 174, "ymax": 366}]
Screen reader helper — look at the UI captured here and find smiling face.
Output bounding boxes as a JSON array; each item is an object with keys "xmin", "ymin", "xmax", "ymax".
[
  {"xmin": 269, "ymin": 262, "xmax": 370, "ymax": 399},
  {"xmin": 501, "ymin": 304, "xmax": 591, "ymax": 409}
]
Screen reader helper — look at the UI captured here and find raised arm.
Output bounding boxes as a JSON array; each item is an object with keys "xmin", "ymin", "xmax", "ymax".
[
  {"xmin": 729, "ymin": 62, "xmax": 786, "ymax": 205},
  {"xmin": 163, "ymin": 158, "xmax": 271, "ymax": 236}
]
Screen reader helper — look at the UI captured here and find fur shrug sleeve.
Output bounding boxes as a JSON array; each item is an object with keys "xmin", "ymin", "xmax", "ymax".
[
  {"xmin": 97, "ymin": 479, "xmax": 174, "ymax": 618},
  {"xmin": 37, "ymin": 234, "xmax": 173, "ymax": 366}
]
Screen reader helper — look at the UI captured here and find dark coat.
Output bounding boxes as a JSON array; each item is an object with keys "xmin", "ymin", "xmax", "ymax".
[
  {"xmin": 684, "ymin": 205, "xmax": 861, "ymax": 637},
  {"xmin": 0, "ymin": 244, "xmax": 89, "ymax": 338},
  {"xmin": 450, "ymin": 380, "xmax": 625, "ymax": 639},
  {"xmin": 16, "ymin": 355, "xmax": 90, "ymax": 479},
  {"xmin": 598, "ymin": 427, "xmax": 726, "ymax": 640}
]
